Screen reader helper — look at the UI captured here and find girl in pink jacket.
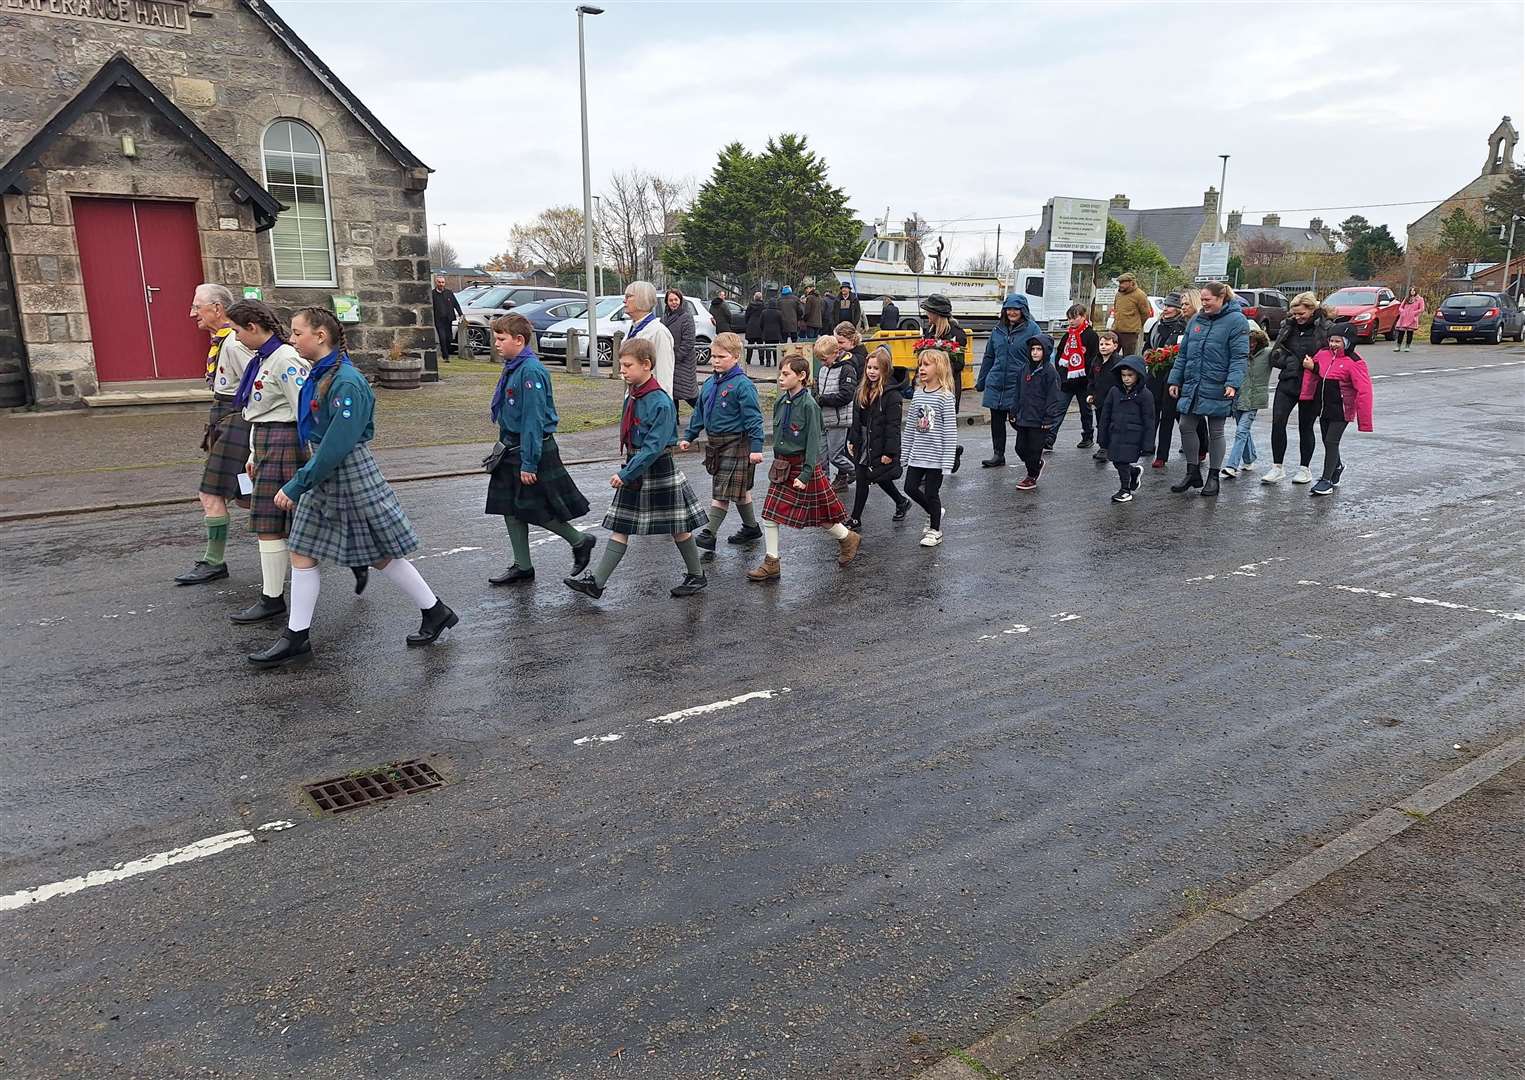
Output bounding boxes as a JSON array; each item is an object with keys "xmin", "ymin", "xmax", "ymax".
[
  {"xmin": 1308, "ymin": 325, "xmax": 1374, "ymax": 496},
  {"xmin": 1395, "ymin": 288, "xmax": 1425, "ymax": 353}
]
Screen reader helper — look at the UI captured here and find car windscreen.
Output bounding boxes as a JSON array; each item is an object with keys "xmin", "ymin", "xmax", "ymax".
[
  {"xmin": 467, "ymin": 287, "xmax": 514, "ymax": 308},
  {"xmin": 1324, "ymin": 289, "xmax": 1377, "ymax": 306},
  {"xmin": 1442, "ymin": 294, "xmax": 1494, "ymax": 307},
  {"xmin": 595, "ymin": 297, "xmax": 625, "ymax": 317}
]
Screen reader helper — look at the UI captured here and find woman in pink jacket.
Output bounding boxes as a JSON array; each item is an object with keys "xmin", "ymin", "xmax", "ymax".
[
  {"xmin": 1308, "ymin": 324, "xmax": 1374, "ymax": 496},
  {"xmin": 1395, "ymin": 287, "xmax": 1425, "ymax": 353}
]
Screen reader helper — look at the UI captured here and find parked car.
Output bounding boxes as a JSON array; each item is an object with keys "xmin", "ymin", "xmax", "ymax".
[
  {"xmin": 455, "ymin": 283, "xmax": 494, "ymax": 306},
  {"xmin": 1232, "ymin": 288, "xmax": 1288, "ymax": 337},
  {"xmin": 539, "ymin": 295, "xmax": 718, "ymax": 370},
  {"xmin": 1430, "ymin": 291, "xmax": 1525, "ymax": 344},
  {"xmin": 454, "ymin": 284, "xmax": 585, "ymax": 348},
  {"xmin": 1322, "ymin": 286, "xmax": 1400, "ymax": 342},
  {"xmin": 458, "ymin": 297, "xmax": 590, "ymax": 354}
]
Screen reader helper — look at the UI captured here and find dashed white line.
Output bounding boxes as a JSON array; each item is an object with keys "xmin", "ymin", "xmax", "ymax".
[
  {"xmin": 1370, "ymin": 358, "xmax": 1525, "ymax": 380},
  {"xmin": 1296, "ymin": 580, "xmax": 1525, "ymax": 623},
  {"xmin": 1187, "ymin": 557, "xmax": 1287, "ymax": 583},
  {"xmin": 573, "ymin": 688, "xmax": 791, "ymax": 746}
]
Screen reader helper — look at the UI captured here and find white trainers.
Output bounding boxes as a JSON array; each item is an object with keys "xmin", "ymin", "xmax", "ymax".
[
  {"xmin": 1261, "ymin": 464, "xmax": 1285, "ymax": 483},
  {"xmin": 1292, "ymin": 466, "xmax": 1313, "ymax": 484},
  {"xmin": 919, "ymin": 529, "xmax": 944, "ymax": 547},
  {"xmin": 1220, "ymin": 465, "xmax": 1238, "ymax": 478},
  {"xmin": 1241, "ymin": 461, "xmax": 1258, "ymax": 473}
]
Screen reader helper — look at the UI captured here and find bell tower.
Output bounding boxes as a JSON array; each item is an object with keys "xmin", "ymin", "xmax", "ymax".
[{"xmin": 1484, "ymin": 116, "xmax": 1518, "ymax": 176}]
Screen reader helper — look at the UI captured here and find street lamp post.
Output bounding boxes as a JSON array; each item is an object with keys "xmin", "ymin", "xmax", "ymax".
[
  {"xmin": 435, "ymin": 222, "xmax": 447, "ymax": 270},
  {"xmin": 1502, "ymin": 213, "xmax": 1522, "ymax": 305},
  {"xmin": 592, "ymin": 194, "xmax": 602, "ymax": 296},
  {"xmin": 1217, "ymin": 154, "xmax": 1230, "ymax": 243},
  {"xmin": 576, "ymin": 4, "xmax": 604, "ymax": 374}
]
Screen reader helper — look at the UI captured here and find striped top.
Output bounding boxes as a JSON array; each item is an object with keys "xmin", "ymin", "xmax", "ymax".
[{"xmin": 901, "ymin": 386, "xmax": 957, "ymax": 471}]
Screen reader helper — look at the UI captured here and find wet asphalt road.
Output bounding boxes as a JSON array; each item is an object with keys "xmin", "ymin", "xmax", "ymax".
[{"xmin": 2, "ymin": 342, "xmax": 1523, "ymax": 1078}]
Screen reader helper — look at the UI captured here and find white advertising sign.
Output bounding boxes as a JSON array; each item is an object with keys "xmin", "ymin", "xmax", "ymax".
[
  {"xmin": 1042, "ymin": 249, "xmax": 1073, "ymax": 321},
  {"xmin": 1049, "ymin": 197, "xmax": 1109, "ymax": 253},
  {"xmin": 1093, "ymin": 286, "xmax": 1119, "ymax": 308},
  {"xmin": 1197, "ymin": 241, "xmax": 1230, "ymax": 279}
]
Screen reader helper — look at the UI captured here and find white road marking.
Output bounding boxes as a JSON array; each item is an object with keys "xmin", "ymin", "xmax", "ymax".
[
  {"xmin": 0, "ymin": 820, "xmax": 296, "ymax": 915},
  {"xmin": 1370, "ymin": 358, "xmax": 1525, "ymax": 380},
  {"xmin": 1188, "ymin": 556, "xmax": 1287, "ymax": 583},
  {"xmin": 572, "ymin": 688, "xmax": 790, "ymax": 746},
  {"xmin": 1296, "ymin": 580, "xmax": 1525, "ymax": 623},
  {"xmin": 411, "ymin": 546, "xmax": 484, "ymax": 561}
]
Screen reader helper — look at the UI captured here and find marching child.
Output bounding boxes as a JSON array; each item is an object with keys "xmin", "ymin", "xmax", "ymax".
[
  {"xmin": 1086, "ymin": 330, "xmax": 1125, "ymax": 462},
  {"xmin": 484, "ymin": 313, "xmax": 596, "ymax": 586},
  {"xmin": 678, "ymin": 331, "xmax": 766, "ymax": 550},
  {"xmin": 846, "ymin": 345, "xmax": 912, "ymax": 530},
  {"xmin": 1308, "ymin": 325, "xmax": 1374, "ymax": 496},
  {"xmin": 1096, "ymin": 356, "xmax": 1157, "ymax": 503},
  {"xmin": 748, "ymin": 353, "xmax": 861, "ymax": 581},
  {"xmin": 248, "ymin": 308, "xmax": 456, "ymax": 666},
  {"xmin": 1222, "ymin": 326, "xmax": 1272, "ymax": 478},
  {"xmin": 565, "ymin": 338, "xmax": 709, "ymax": 598},
  {"xmin": 902, "ymin": 349, "xmax": 959, "ymax": 546},
  {"xmin": 814, "ymin": 332, "xmax": 859, "ymax": 490},
  {"xmin": 1014, "ymin": 338, "xmax": 1064, "ymax": 491}
]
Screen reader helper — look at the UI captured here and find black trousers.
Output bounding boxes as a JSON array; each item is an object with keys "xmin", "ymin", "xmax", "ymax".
[
  {"xmin": 1014, "ymin": 425, "xmax": 1045, "ymax": 478},
  {"xmin": 1270, "ymin": 382, "xmax": 1318, "ymax": 466},
  {"xmin": 951, "ymin": 359, "xmax": 965, "ymax": 415},
  {"xmin": 988, "ymin": 408, "xmax": 1018, "ymax": 456},
  {"xmin": 1320, "ymin": 416, "xmax": 1349, "ymax": 480},
  {"xmin": 904, "ymin": 466, "xmax": 944, "ymax": 529},
  {"xmin": 851, "ymin": 464, "xmax": 904, "ymax": 520},
  {"xmin": 1113, "ymin": 460, "xmax": 1138, "ymax": 490},
  {"xmin": 435, "ymin": 319, "xmax": 455, "ymax": 358},
  {"xmin": 1397, "ymin": 329, "xmax": 1414, "ymax": 347}
]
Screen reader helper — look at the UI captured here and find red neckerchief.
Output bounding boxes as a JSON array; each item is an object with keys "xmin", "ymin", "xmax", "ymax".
[
  {"xmin": 620, "ymin": 377, "xmax": 662, "ymax": 452},
  {"xmin": 1060, "ymin": 321, "xmax": 1089, "ymax": 373}
]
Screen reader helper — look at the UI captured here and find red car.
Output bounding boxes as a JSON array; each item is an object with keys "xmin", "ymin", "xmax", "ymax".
[{"xmin": 1322, "ymin": 286, "xmax": 1400, "ymax": 342}]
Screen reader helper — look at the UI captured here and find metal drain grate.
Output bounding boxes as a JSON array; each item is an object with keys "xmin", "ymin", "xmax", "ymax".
[{"xmin": 304, "ymin": 759, "xmax": 444, "ymax": 814}]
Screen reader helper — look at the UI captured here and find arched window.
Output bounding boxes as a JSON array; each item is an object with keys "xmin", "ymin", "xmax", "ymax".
[{"xmin": 262, "ymin": 119, "xmax": 336, "ymax": 286}]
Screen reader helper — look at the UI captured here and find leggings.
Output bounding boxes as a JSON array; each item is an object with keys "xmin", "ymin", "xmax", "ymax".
[
  {"xmin": 1270, "ymin": 382, "xmax": 1318, "ymax": 466},
  {"xmin": 988, "ymin": 408, "xmax": 1018, "ymax": 456},
  {"xmin": 1320, "ymin": 416, "xmax": 1349, "ymax": 480},
  {"xmin": 1014, "ymin": 425, "xmax": 1046, "ymax": 478},
  {"xmin": 1396, "ymin": 329, "xmax": 1414, "ymax": 347},
  {"xmin": 1156, "ymin": 392, "xmax": 1206, "ymax": 461},
  {"xmin": 850, "ymin": 464, "xmax": 905, "ymax": 520},
  {"xmin": 904, "ymin": 466, "xmax": 944, "ymax": 529},
  {"xmin": 1179, "ymin": 414, "xmax": 1227, "ymax": 471}
]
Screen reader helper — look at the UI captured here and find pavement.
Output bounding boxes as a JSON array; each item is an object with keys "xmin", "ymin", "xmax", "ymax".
[{"xmin": 0, "ymin": 340, "xmax": 1522, "ymax": 1079}]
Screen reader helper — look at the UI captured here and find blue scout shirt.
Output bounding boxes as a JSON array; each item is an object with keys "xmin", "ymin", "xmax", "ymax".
[
  {"xmin": 618, "ymin": 388, "xmax": 677, "ymax": 485},
  {"xmin": 683, "ymin": 365, "xmax": 764, "ymax": 452},
  {"xmin": 493, "ymin": 351, "xmax": 560, "ymax": 474},
  {"xmin": 282, "ymin": 363, "xmax": 374, "ymax": 499}
]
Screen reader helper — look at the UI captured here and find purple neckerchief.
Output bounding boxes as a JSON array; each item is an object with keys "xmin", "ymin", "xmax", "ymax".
[
  {"xmin": 627, "ymin": 311, "xmax": 657, "ymax": 339},
  {"xmin": 490, "ymin": 348, "xmax": 536, "ymax": 423},
  {"xmin": 232, "ymin": 335, "xmax": 283, "ymax": 410},
  {"xmin": 701, "ymin": 363, "xmax": 745, "ymax": 418}
]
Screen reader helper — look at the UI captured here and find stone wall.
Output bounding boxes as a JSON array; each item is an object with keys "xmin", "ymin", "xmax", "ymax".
[
  {"xmin": 0, "ymin": 225, "xmax": 27, "ymax": 406},
  {"xmin": 0, "ymin": 0, "xmax": 432, "ymax": 406},
  {"xmin": 1407, "ymin": 174, "xmax": 1506, "ymax": 251}
]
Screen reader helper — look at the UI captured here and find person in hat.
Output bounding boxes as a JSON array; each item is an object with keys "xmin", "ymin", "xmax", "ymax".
[
  {"xmin": 1111, "ymin": 272, "xmax": 1154, "ymax": 356},
  {"xmin": 778, "ymin": 285, "xmax": 802, "ymax": 343},
  {"xmin": 829, "ymin": 284, "xmax": 863, "ymax": 331},
  {"xmin": 1146, "ymin": 291, "xmax": 1189, "ymax": 467},
  {"xmin": 918, "ymin": 294, "xmax": 968, "ymax": 471},
  {"xmin": 801, "ymin": 285, "xmax": 825, "ymax": 341}
]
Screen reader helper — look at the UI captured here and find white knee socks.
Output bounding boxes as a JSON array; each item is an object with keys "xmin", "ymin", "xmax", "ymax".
[
  {"xmin": 257, "ymin": 538, "xmax": 288, "ymax": 599},
  {"xmin": 380, "ymin": 559, "xmax": 437, "ymax": 610},
  {"xmin": 288, "ymin": 566, "xmax": 320, "ymax": 632},
  {"xmin": 826, "ymin": 523, "xmax": 850, "ymax": 540},
  {"xmin": 764, "ymin": 523, "xmax": 781, "ymax": 559}
]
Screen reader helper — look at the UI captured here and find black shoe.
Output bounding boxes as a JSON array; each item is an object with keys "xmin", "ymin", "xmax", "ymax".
[
  {"xmin": 892, "ymin": 499, "xmax": 912, "ymax": 522},
  {"xmin": 952, "ymin": 445, "xmax": 964, "ymax": 473},
  {"xmin": 564, "ymin": 573, "xmax": 605, "ymax": 599},
  {"xmin": 570, "ymin": 534, "xmax": 597, "ymax": 575},
  {"xmin": 727, "ymin": 524, "xmax": 763, "ymax": 545},
  {"xmin": 407, "ymin": 600, "xmax": 458, "ymax": 646},
  {"xmin": 352, "ymin": 566, "xmax": 369, "ymax": 595},
  {"xmin": 1170, "ymin": 466, "xmax": 1204, "ymax": 493},
  {"xmin": 488, "ymin": 565, "xmax": 535, "ymax": 586},
  {"xmin": 230, "ymin": 594, "xmax": 287, "ymax": 625},
  {"xmin": 981, "ymin": 456, "xmax": 1006, "ymax": 468},
  {"xmin": 1092, "ymin": 447, "xmax": 1108, "ymax": 462},
  {"xmin": 1200, "ymin": 469, "xmax": 1221, "ymax": 497},
  {"xmin": 1131, "ymin": 464, "xmax": 1143, "ymax": 491},
  {"xmin": 670, "ymin": 573, "xmax": 708, "ymax": 597},
  {"xmin": 1077, "ymin": 437, "xmax": 1094, "ymax": 449},
  {"xmin": 694, "ymin": 529, "xmax": 717, "ymax": 552},
  {"xmin": 175, "ymin": 560, "xmax": 228, "ymax": 586},
  {"xmin": 846, "ymin": 517, "xmax": 862, "ymax": 531},
  {"xmin": 248, "ymin": 628, "xmax": 311, "ymax": 666},
  {"xmin": 1331, "ymin": 463, "xmax": 1345, "ymax": 487}
]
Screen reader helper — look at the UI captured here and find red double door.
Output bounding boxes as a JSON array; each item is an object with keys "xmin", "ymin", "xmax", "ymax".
[{"xmin": 73, "ymin": 198, "xmax": 208, "ymax": 382}]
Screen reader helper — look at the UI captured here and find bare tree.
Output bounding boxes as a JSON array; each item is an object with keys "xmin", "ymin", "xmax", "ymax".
[
  {"xmin": 598, "ymin": 169, "xmax": 693, "ymax": 282},
  {"xmin": 509, "ymin": 206, "xmax": 586, "ymax": 272},
  {"xmin": 903, "ymin": 213, "xmax": 928, "ymax": 273},
  {"xmin": 960, "ymin": 247, "xmax": 998, "ymax": 275},
  {"xmin": 428, "ymin": 238, "xmax": 460, "ymax": 269},
  {"xmin": 1241, "ymin": 235, "xmax": 1290, "ymax": 269}
]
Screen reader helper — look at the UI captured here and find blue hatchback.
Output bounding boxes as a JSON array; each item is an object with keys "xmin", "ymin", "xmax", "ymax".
[
  {"xmin": 466, "ymin": 297, "xmax": 588, "ymax": 353},
  {"xmin": 1431, "ymin": 291, "xmax": 1525, "ymax": 344}
]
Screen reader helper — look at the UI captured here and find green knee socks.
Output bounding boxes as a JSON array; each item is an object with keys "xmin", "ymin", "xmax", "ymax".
[
  {"xmin": 737, "ymin": 500, "xmax": 758, "ymax": 528},
  {"xmin": 592, "ymin": 539, "xmax": 627, "ymax": 586},
  {"xmin": 543, "ymin": 519, "xmax": 586, "ymax": 546},
  {"xmin": 203, "ymin": 513, "xmax": 230, "ymax": 565},
  {"xmin": 504, "ymin": 516, "xmax": 532, "ymax": 570},
  {"xmin": 677, "ymin": 535, "xmax": 702, "ymax": 575},
  {"xmin": 705, "ymin": 506, "xmax": 728, "ymax": 535}
]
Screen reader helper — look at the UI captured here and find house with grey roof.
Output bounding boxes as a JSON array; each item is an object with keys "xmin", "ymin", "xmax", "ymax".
[{"xmin": 1021, "ymin": 189, "xmax": 1220, "ymax": 272}]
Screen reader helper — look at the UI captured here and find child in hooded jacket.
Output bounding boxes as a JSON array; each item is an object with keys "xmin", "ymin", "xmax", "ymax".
[
  {"xmin": 1307, "ymin": 325, "xmax": 1374, "ymax": 496},
  {"xmin": 1013, "ymin": 339, "xmax": 1065, "ymax": 491},
  {"xmin": 1221, "ymin": 326, "xmax": 1272, "ymax": 477},
  {"xmin": 1096, "ymin": 356, "xmax": 1156, "ymax": 503}
]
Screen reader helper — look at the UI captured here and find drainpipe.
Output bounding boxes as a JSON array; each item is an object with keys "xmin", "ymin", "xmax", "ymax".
[{"xmin": 0, "ymin": 224, "xmax": 37, "ymax": 408}]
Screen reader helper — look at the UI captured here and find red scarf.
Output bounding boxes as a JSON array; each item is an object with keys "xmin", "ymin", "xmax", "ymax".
[
  {"xmin": 619, "ymin": 377, "xmax": 663, "ymax": 452},
  {"xmin": 1059, "ymin": 321, "xmax": 1089, "ymax": 378}
]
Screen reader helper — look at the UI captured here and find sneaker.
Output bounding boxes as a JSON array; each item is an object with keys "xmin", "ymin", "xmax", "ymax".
[
  {"xmin": 1292, "ymin": 466, "xmax": 1313, "ymax": 484},
  {"xmin": 694, "ymin": 529, "xmax": 717, "ymax": 552},
  {"xmin": 1240, "ymin": 461, "xmax": 1258, "ymax": 473},
  {"xmin": 1261, "ymin": 464, "xmax": 1286, "ymax": 484},
  {"xmin": 1220, "ymin": 465, "xmax": 1238, "ymax": 478},
  {"xmin": 1076, "ymin": 437, "xmax": 1094, "ymax": 449},
  {"xmin": 892, "ymin": 499, "xmax": 912, "ymax": 522},
  {"xmin": 1131, "ymin": 464, "xmax": 1143, "ymax": 491},
  {"xmin": 563, "ymin": 573, "xmax": 605, "ymax": 599},
  {"xmin": 1092, "ymin": 447, "xmax": 1108, "ymax": 462},
  {"xmin": 1310, "ymin": 479, "xmax": 1336, "ymax": 496},
  {"xmin": 1016, "ymin": 476, "xmax": 1037, "ymax": 491},
  {"xmin": 919, "ymin": 529, "xmax": 944, "ymax": 547},
  {"xmin": 1042, "ymin": 446, "xmax": 1054, "ymax": 456},
  {"xmin": 670, "ymin": 573, "xmax": 708, "ymax": 597},
  {"xmin": 1332, "ymin": 463, "xmax": 1345, "ymax": 487},
  {"xmin": 1111, "ymin": 489, "xmax": 1134, "ymax": 503},
  {"xmin": 1151, "ymin": 458, "xmax": 1166, "ymax": 469}
]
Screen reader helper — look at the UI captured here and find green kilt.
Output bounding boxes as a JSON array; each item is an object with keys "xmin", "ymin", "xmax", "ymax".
[
  {"xmin": 288, "ymin": 443, "xmax": 419, "ymax": 565},
  {"xmin": 603, "ymin": 450, "xmax": 705, "ymax": 536},
  {"xmin": 485, "ymin": 435, "xmax": 590, "ymax": 525},
  {"xmin": 200, "ymin": 396, "xmax": 252, "ymax": 499},
  {"xmin": 702, "ymin": 433, "xmax": 757, "ymax": 501}
]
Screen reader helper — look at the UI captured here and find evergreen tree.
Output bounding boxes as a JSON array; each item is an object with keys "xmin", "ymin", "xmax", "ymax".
[{"xmin": 1345, "ymin": 224, "xmax": 1402, "ymax": 279}]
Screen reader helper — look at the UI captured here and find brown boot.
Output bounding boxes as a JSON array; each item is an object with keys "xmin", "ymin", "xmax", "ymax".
[
  {"xmin": 747, "ymin": 555, "xmax": 781, "ymax": 582},
  {"xmin": 836, "ymin": 530, "xmax": 862, "ymax": 566}
]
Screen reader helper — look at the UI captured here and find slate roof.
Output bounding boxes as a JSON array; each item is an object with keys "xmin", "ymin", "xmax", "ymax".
[
  {"xmin": 1235, "ymin": 223, "xmax": 1333, "ymax": 254},
  {"xmin": 1029, "ymin": 202, "xmax": 1207, "ymax": 267}
]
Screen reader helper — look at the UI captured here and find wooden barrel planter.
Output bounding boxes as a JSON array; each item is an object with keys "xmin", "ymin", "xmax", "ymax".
[{"xmin": 375, "ymin": 353, "xmax": 424, "ymax": 391}]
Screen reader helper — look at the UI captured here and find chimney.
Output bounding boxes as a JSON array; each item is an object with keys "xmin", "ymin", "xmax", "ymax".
[
  {"xmin": 1110, "ymin": 194, "xmax": 1130, "ymax": 210},
  {"xmin": 1309, "ymin": 217, "xmax": 1323, "ymax": 232},
  {"xmin": 1023, "ymin": 227, "xmax": 1034, "ymax": 245},
  {"xmin": 1203, "ymin": 186, "xmax": 1219, "ymax": 216},
  {"xmin": 1226, "ymin": 210, "xmax": 1242, "ymax": 234},
  {"xmin": 1262, "ymin": 213, "xmax": 1281, "ymax": 227}
]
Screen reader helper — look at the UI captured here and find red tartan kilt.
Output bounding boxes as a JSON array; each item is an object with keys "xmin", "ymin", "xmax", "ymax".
[{"xmin": 761, "ymin": 455, "xmax": 846, "ymax": 529}]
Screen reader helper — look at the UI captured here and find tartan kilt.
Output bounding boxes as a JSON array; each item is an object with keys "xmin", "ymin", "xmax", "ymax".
[
  {"xmin": 288, "ymin": 443, "xmax": 419, "ymax": 565},
  {"xmin": 762, "ymin": 454, "xmax": 847, "ymax": 529},
  {"xmin": 702, "ymin": 433, "xmax": 757, "ymax": 502},
  {"xmin": 199, "ymin": 397, "xmax": 252, "ymax": 499},
  {"xmin": 602, "ymin": 450, "xmax": 706, "ymax": 536},
  {"xmin": 485, "ymin": 435, "xmax": 590, "ymax": 525},
  {"xmin": 249, "ymin": 421, "xmax": 306, "ymax": 535}
]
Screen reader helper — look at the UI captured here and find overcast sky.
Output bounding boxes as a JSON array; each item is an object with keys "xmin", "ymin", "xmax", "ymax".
[{"xmin": 280, "ymin": 0, "xmax": 1524, "ymax": 267}]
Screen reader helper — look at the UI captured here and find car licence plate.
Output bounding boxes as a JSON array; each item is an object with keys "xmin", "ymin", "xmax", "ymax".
[{"xmin": 1450, "ymin": 325, "xmax": 1473, "ymax": 332}]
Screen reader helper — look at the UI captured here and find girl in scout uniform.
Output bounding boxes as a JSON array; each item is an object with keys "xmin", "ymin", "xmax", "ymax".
[
  {"xmin": 564, "ymin": 338, "xmax": 708, "ymax": 600},
  {"xmin": 224, "ymin": 300, "xmax": 308, "ymax": 625},
  {"xmin": 676, "ymin": 332, "xmax": 765, "ymax": 551},
  {"xmin": 484, "ymin": 313, "xmax": 596, "ymax": 586},
  {"xmin": 747, "ymin": 353, "xmax": 861, "ymax": 582},
  {"xmin": 248, "ymin": 307, "xmax": 457, "ymax": 666}
]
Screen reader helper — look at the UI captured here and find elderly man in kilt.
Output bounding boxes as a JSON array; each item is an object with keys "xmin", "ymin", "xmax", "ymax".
[
  {"xmin": 564, "ymin": 338, "xmax": 708, "ymax": 600},
  {"xmin": 484, "ymin": 313, "xmax": 597, "ymax": 586},
  {"xmin": 176, "ymin": 284, "xmax": 254, "ymax": 586},
  {"xmin": 248, "ymin": 308, "xmax": 457, "ymax": 666},
  {"xmin": 677, "ymin": 332, "xmax": 765, "ymax": 551}
]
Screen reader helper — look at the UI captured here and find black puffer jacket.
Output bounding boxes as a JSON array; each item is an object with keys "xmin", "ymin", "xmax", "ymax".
[
  {"xmin": 848, "ymin": 384, "xmax": 903, "ymax": 466},
  {"xmin": 1097, "ymin": 357, "xmax": 1156, "ymax": 462},
  {"xmin": 710, "ymin": 298, "xmax": 731, "ymax": 333},
  {"xmin": 1269, "ymin": 315, "xmax": 1330, "ymax": 389},
  {"xmin": 744, "ymin": 301, "xmax": 764, "ymax": 340},
  {"xmin": 760, "ymin": 301, "xmax": 784, "ymax": 343}
]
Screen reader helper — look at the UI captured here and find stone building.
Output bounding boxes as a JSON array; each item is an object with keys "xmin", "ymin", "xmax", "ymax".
[
  {"xmin": 1407, "ymin": 116, "xmax": 1518, "ymax": 251},
  {"xmin": 0, "ymin": 0, "xmax": 434, "ymax": 408}
]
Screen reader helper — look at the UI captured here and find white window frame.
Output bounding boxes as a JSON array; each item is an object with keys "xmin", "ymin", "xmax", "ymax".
[{"xmin": 261, "ymin": 119, "xmax": 338, "ymax": 288}]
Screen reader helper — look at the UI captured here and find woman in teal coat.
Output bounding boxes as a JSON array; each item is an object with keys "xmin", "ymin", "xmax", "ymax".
[
  {"xmin": 974, "ymin": 294, "xmax": 1048, "ymax": 467},
  {"xmin": 1168, "ymin": 282, "xmax": 1248, "ymax": 496}
]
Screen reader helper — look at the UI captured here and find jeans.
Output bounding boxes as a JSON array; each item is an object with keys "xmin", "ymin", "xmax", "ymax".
[
  {"xmin": 1014, "ymin": 426, "xmax": 1046, "ymax": 478},
  {"xmin": 851, "ymin": 464, "xmax": 905, "ymax": 521},
  {"xmin": 904, "ymin": 466, "xmax": 944, "ymax": 529},
  {"xmin": 1224, "ymin": 408, "xmax": 1258, "ymax": 470},
  {"xmin": 825, "ymin": 425, "xmax": 852, "ymax": 478},
  {"xmin": 1320, "ymin": 416, "xmax": 1349, "ymax": 480},
  {"xmin": 1179, "ymin": 413, "xmax": 1226, "ymax": 471},
  {"xmin": 1048, "ymin": 381, "xmax": 1092, "ymax": 446},
  {"xmin": 1270, "ymin": 381, "xmax": 1317, "ymax": 466}
]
